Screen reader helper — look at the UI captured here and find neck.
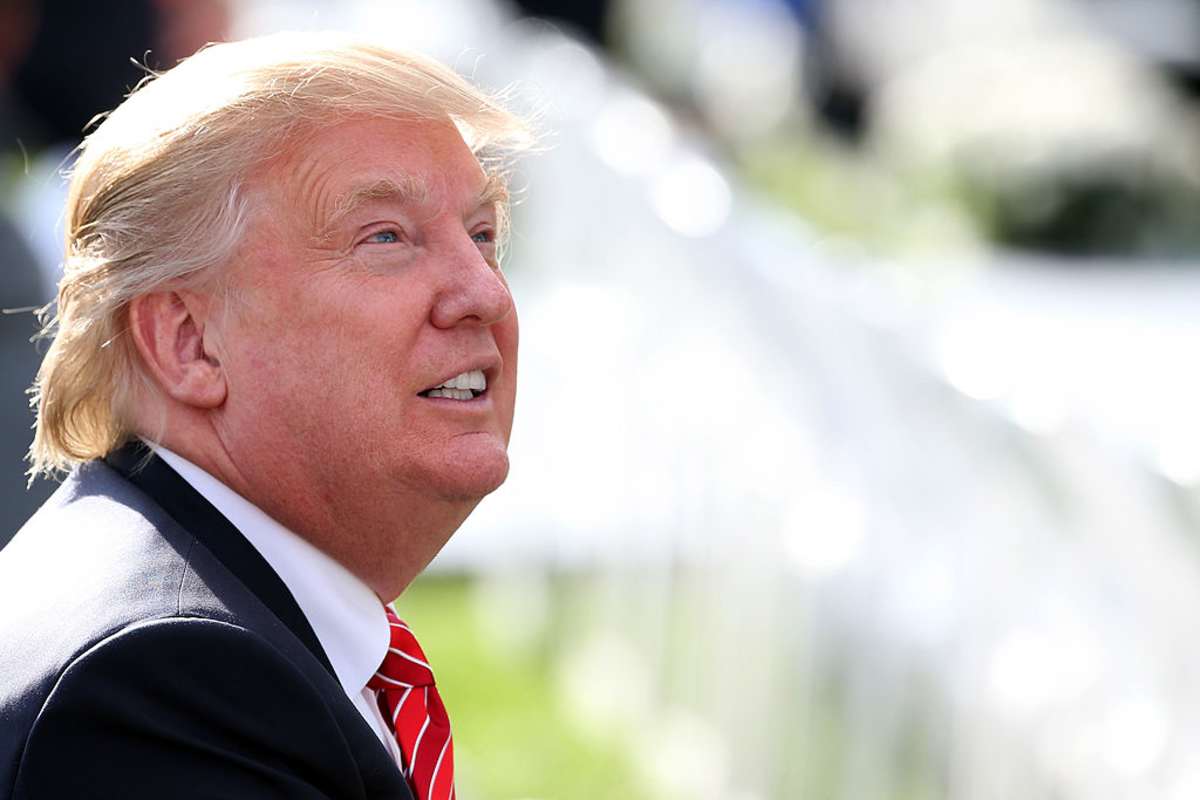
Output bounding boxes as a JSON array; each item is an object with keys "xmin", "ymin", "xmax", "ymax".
[{"xmin": 149, "ymin": 425, "xmax": 475, "ymax": 602}]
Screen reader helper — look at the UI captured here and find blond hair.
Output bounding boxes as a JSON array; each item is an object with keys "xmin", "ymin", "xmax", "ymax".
[{"xmin": 28, "ymin": 31, "xmax": 533, "ymax": 480}]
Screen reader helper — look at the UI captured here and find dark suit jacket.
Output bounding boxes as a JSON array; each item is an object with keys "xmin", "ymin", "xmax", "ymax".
[{"xmin": 0, "ymin": 444, "xmax": 412, "ymax": 799}]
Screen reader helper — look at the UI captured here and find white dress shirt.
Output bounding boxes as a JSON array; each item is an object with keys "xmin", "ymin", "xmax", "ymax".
[{"xmin": 153, "ymin": 445, "xmax": 403, "ymax": 765}]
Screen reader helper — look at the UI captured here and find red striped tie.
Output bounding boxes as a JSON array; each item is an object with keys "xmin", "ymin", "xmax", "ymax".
[{"xmin": 368, "ymin": 607, "xmax": 455, "ymax": 800}]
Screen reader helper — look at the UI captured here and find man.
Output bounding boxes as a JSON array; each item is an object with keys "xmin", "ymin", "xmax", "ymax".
[{"xmin": 0, "ymin": 32, "xmax": 532, "ymax": 799}]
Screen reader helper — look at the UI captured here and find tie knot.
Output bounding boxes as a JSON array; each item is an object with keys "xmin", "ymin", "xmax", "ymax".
[{"xmin": 368, "ymin": 607, "xmax": 436, "ymax": 692}]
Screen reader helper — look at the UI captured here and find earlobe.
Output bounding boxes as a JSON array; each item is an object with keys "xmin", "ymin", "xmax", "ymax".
[{"xmin": 128, "ymin": 291, "xmax": 227, "ymax": 410}]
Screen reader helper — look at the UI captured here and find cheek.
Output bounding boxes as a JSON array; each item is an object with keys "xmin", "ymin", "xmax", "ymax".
[
  {"xmin": 498, "ymin": 313, "xmax": 519, "ymax": 367},
  {"xmin": 224, "ymin": 268, "xmax": 432, "ymax": 409},
  {"xmin": 220, "ymin": 301, "xmax": 341, "ymax": 406},
  {"xmin": 497, "ymin": 316, "xmax": 519, "ymax": 437}
]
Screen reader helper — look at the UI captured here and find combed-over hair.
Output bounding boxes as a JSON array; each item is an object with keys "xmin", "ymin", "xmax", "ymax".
[{"xmin": 28, "ymin": 31, "xmax": 533, "ymax": 480}]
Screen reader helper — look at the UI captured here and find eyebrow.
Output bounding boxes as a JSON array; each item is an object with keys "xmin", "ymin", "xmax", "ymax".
[
  {"xmin": 476, "ymin": 173, "xmax": 509, "ymax": 213},
  {"xmin": 319, "ymin": 175, "xmax": 431, "ymax": 238},
  {"xmin": 318, "ymin": 173, "xmax": 509, "ymax": 240}
]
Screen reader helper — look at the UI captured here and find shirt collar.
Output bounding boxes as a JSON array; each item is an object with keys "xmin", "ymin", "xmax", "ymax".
[{"xmin": 152, "ymin": 444, "xmax": 389, "ymax": 697}]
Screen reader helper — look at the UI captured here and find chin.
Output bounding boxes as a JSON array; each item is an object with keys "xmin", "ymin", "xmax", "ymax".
[{"xmin": 425, "ymin": 443, "xmax": 511, "ymax": 503}]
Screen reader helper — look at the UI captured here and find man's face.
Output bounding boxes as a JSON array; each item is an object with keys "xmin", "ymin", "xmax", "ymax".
[{"xmin": 214, "ymin": 116, "xmax": 518, "ymax": 515}]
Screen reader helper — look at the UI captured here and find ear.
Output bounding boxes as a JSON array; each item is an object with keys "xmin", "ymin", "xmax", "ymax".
[{"xmin": 128, "ymin": 290, "xmax": 227, "ymax": 409}]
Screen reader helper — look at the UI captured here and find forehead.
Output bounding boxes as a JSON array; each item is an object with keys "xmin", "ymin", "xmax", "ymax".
[{"xmin": 262, "ymin": 116, "xmax": 489, "ymax": 229}]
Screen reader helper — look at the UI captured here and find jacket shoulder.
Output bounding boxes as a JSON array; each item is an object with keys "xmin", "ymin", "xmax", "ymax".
[{"xmin": 0, "ymin": 461, "xmax": 200, "ymax": 684}]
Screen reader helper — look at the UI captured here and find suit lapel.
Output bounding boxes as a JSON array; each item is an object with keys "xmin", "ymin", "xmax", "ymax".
[{"xmin": 106, "ymin": 442, "xmax": 335, "ymax": 677}]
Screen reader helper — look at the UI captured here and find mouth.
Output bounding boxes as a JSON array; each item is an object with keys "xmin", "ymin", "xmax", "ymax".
[{"xmin": 418, "ymin": 368, "xmax": 488, "ymax": 401}]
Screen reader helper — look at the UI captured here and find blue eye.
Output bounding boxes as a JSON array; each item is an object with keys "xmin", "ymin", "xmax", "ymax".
[
  {"xmin": 365, "ymin": 229, "xmax": 400, "ymax": 244},
  {"xmin": 471, "ymin": 230, "xmax": 494, "ymax": 245}
]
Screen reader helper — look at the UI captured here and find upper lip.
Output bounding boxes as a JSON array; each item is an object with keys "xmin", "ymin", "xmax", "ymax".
[{"xmin": 419, "ymin": 355, "xmax": 502, "ymax": 394}]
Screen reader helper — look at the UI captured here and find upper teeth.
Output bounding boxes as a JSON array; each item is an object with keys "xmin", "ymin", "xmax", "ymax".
[{"xmin": 430, "ymin": 369, "xmax": 486, "ymax": 392}]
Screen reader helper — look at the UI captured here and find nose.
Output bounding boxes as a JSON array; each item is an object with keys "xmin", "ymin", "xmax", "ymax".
[{"xmin": 430, "ymin": 237, "xmax": 514, "ymax": 329}]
